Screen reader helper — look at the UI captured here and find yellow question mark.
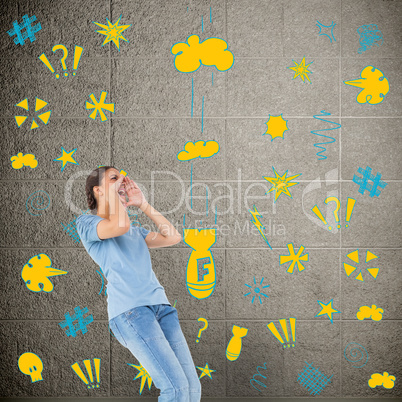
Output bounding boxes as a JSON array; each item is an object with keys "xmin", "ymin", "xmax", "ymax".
[
  {"xmin": 196, "ymin": 318, "xmax": 208, "ymax": 343},
  {"xmin": 52, "ymin": 45, "xmax": 69, "ymax": 78},
  {"xmin": 325, "ymin": 196, "xmax": 341, "ymax": 230}
]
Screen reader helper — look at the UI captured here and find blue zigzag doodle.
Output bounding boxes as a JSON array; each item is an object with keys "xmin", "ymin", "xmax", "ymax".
[{"xmin": 311, "ymin": 110, "xmax": 341, "ymax": 161}]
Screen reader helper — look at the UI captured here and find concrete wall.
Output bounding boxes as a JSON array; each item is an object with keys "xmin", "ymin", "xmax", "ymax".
[{"xmin": 0, "ymin": 0, "xmax": 401, "ymax": 399}]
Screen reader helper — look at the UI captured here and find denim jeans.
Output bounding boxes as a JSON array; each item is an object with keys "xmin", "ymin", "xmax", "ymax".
[{"xmin": 109, "ymin": 303, "xmax": 202, "ymax": 402}]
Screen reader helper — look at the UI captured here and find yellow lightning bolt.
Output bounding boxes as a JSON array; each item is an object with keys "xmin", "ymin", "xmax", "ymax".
[{"xmin": 249, "ymin": 205, "xmax": 272, "ymax": 250}]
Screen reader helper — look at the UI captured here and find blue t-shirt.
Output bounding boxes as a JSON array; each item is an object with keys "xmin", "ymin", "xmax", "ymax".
[{"xmin": 76, "ymin": 214, "xmax": 170, "ymax": 321}]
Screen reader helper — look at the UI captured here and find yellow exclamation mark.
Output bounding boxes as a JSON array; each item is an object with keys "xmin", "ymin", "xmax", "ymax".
[
  {"xmin": 93, "ymin": 358, "xmax": 101, "ymax": 387},
  {"xmin": 71, "ymin": 362, "xmax": 90, "ymax": 388},
  {"xmin": 72, "ymin": 45, "xmax": 84, "ymax": 76},
  {"xmin": 289, "ymin": 317, "xmax": 296, "ymax": 347},
  {"xmin": 83, "ymin": 359, "xmax": 95, "ymax": 388},
  {"xmin": 345, "ymin": 198, "xmax": 356, "ymax": 228},
  {"xmin": 311, "ymin": 205, "xmax": 330, "ymax": 229},
  {"xmin": 38, "ymin": 53, "xmax": 59, "ymax": 79},
  {"xmin": 266, "ymin": 322, "xmax": 285, "ymax": 347},
  {"xmin": 279, "ymin": 319, "xmax": 291, "ymax": 348}
]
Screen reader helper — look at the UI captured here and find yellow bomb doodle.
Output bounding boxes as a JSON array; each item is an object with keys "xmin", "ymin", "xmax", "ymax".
[
  {"xmin": 183, "ymin": 228, "xmax": 216, "ymax": 299},
  {"xmin": 226, "ymin": 325, "xmax": 248, "ymax": 361}
]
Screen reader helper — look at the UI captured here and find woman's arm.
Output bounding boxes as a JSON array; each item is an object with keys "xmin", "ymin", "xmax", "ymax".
[{"xmin": 139, "ymin": 201, "xmax": 182, "ymax": 248}]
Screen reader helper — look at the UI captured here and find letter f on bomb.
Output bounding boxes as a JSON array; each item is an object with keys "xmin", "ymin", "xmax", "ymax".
[{"xmin": 184, "ymin": 228, "xmax": 217, "ymax": 299}]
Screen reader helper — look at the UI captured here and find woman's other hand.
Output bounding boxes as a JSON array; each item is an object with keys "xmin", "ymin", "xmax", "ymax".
[{"xmin": 123, "ymin": 176, "xmax": 147, "ymax": 208}]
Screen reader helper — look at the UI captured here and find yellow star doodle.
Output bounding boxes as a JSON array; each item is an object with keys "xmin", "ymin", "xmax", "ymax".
[
  {"xmin": 93, "ymin": 15, "xmax": 131, "ymax": 51},
  {"xmin": 196, "ymin": 363, "xmax": 216, "ymax": 379},
  {"xmin": 263, "ymin": 167, "xmax": 301, "ymax": 203},
  {"xmin": 288, "ymin": 56, "xmax": 313, "ymax": 83},
  {"xmin": 315, "ymin": 299, "xmax": 341, "ymax": 324},
  {"xmin": 53, "ymin": 147, "xmax": 79, "ymax": 172}
]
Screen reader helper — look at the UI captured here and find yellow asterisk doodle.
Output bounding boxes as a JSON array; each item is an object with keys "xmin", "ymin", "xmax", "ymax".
[
  {"xmin": 196, "ymin": 363, "xmax": 216, "ymax": 379},
  {"xmin": 315, "ymin": 299, "xmax": 341, "ymax": 324},
  {"xmin": 128, "ymin": 362, "xmax": 153, "ymax": 395},
  {"xmin": 263, "ymin": 167, "xmax": 301, "ymax": 203},
  {"xmin": 86, "ymin": 91, "xmax": 115, "ymax": 122},
  {"xmin": 93, "ymin": 15, "xmax": 131, "ymax": 51},
  {"xmin": 288, "ymin": 56, "xmax": 313, "ymax": 83},
  {"xmin": 280, "ymin": 243, "xmax": 309, "ymax": 274},
  {"xmin": 264, "ymin": 114, "xmax": 289, "ymax": 141},
  {"xmin": 53, "ymin": 146, "xmax": 79, "ymax": 172}
]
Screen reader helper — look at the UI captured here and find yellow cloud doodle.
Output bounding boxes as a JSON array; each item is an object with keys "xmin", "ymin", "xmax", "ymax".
[
  {"xmin": 10, "ymin": 152, "xmax": 38, "ymax": 169},
  {"xmin": 344, "ymin": 66, "xmax": 389, "ymax": 105},
  {"xmin": 171, "ymin": 34, "xmax": 234, "ymax": 73},
  {"xmin": 177, "ymin": 140, "xmax": 220, "ymax": 161},
  {"xmin": 368, "ymin": 372, "xmax": 396, "ymax": 389},
  {"xmin": 356, "ymin": 304, "xmax": 383, "ymax": 321},
  {"xmin": 21, "ymin": 253, "xmax": 68, "ymax": 292}
]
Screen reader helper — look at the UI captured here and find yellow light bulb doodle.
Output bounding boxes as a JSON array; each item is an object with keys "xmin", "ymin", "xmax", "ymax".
[
  {"xmin": 183, "ymin": 228, "xmax": 216, "ymax": 299},
  {"xmin": 52, "ymin": 44, "xmax": 69, "ymax": 77},
  {"xmin": 226, "ymin": 325, "xmax": 248, "ymax": 361},
  {"xmin": 196, "ymin": 318, "xmax": 208, "ymax": 343},
  {"xmin": 325, "ymin": 196, "xmax": 341, "ymax": 230},
  {"xmin": 18, "ymin": 352, "xmax": 44, "ymax": 383}
]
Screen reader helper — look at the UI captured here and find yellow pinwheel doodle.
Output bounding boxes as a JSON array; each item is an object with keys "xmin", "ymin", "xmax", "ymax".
[{"xmin": 21, "ymin": 253, "xmax": 68, "ymax": 293}]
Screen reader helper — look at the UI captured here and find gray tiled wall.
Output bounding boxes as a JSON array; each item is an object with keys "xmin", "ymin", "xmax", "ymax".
[{"xmin": 1, "ymin": 0, "xmax": 401, "ymax": 399}]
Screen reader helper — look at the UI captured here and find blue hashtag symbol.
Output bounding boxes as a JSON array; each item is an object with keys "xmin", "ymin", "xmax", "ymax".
[
  {"xmin": 7, "ymin": 14, "xmax": 42, "ymax": 46},
  {"xmin": 59, "ymin": 306, "xmax": 93, "ymax": 337},
  {"xmin": 353, "ymin": 166, "xmax": 387, "ymax": 198}
]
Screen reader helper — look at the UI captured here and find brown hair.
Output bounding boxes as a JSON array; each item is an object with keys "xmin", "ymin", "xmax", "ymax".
[{"xmin": 85, "ymin": 166, "xmax": 117, "ymax": 213}]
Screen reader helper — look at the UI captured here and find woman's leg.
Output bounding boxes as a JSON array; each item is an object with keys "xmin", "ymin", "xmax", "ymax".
[
  {"xmin": 109, "ymin": 305, "xmax": 190, "ymax": 402},
  {"xmin": 156, "ymin": 304, "xmax": 202, "ymax": 402}
]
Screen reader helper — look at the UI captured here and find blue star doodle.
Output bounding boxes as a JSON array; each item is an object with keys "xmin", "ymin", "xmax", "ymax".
[
  {"xmin": 244, "ymin": 276, "xmax": 270, "ymax": 304},
  {"xmin": 316, "ymin": 20, "xmax": 336, "ymax": 43}
]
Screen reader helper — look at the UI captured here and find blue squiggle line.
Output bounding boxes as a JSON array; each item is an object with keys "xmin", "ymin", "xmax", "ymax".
[{"xmin": 311, "ymin": 110, "xmax": 341, "ymax": 160}]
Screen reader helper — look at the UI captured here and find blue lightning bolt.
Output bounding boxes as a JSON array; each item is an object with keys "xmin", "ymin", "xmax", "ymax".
[{"xmin": 249, "ymin": 205, "xmax": 272, "ymax": 250}]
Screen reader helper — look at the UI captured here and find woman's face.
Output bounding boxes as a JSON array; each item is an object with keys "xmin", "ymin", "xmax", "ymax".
[{"xmin": 98, "ymin": 168, "xmax": 127, "ymax": 204}]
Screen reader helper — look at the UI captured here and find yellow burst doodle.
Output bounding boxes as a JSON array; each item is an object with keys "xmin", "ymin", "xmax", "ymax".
[
  {"xmin": 264, "ymin": 114, "xmax": 289, "ymax": 141},
  {"xmin": 344, "ymin": 66, "xmax": 389, "ymax": 105},
  {"xmin": 128, "ymin": 362, "xmax": 153, "ymax": 394},
  {"xmin": 93, "ymin": 15, "xmax": 131, "ymax": 51},
  {"xmin": 287, "ymin": 56, "xmax": 313, "ymax": 83},
  {"xmin": 263, "ymin": 167, "xmax": 301, "ymax": 203}
]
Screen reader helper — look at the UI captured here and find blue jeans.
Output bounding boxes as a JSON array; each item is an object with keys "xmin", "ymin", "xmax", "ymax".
[{"xmin": 109, "ymin": 303, "xmax": 202, "ymax": 402}]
